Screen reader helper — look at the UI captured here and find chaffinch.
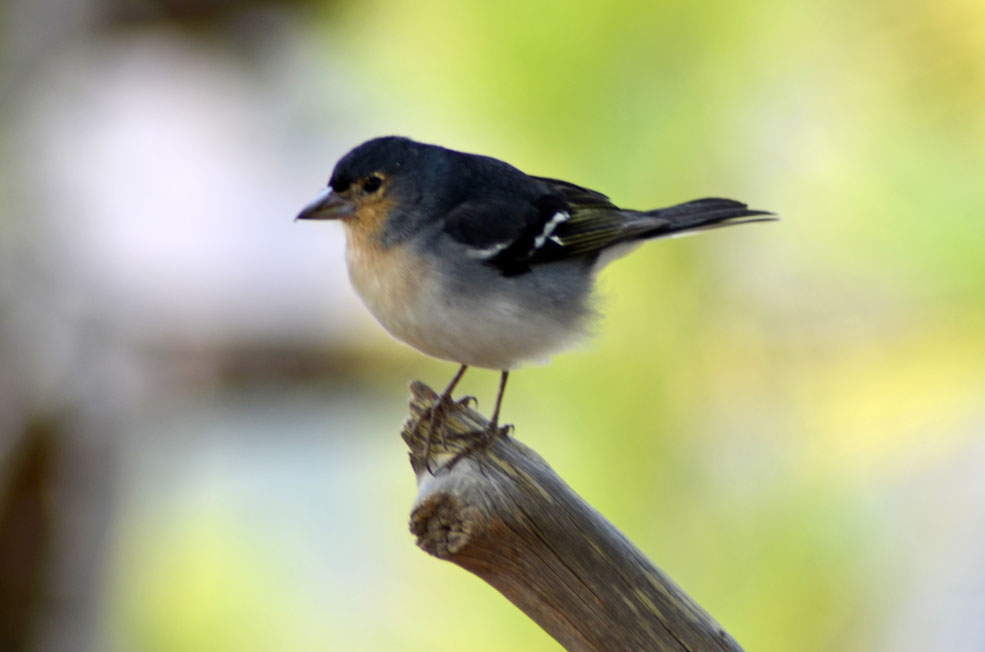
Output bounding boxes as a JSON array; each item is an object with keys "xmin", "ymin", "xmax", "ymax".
[{"xmin": 297, "ymin": 136, "xmax": 773, "ymax": 468}]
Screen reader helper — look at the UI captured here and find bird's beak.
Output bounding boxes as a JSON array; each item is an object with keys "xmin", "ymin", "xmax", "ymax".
[{"xmin": 295, "ymin": 187, "xmax": 355, "ymax": 221}]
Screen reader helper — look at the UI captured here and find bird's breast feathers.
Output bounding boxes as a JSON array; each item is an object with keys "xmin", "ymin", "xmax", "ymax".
[
  {"xmin": 343, "ymin": 223, "xmax": 433, "ymax": 341},
  {"xmin": 343, "ymin": 228, "xmax": 587, "ymax": 369}
]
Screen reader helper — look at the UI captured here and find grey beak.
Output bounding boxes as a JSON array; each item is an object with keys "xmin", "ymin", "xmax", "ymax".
[{"xmin": 295, "ymin": 187, "xmax": 356, "ymax": 221}]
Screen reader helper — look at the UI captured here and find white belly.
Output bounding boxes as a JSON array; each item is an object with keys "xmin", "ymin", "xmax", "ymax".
[{"xmin": 346, "ymin": 240, "xmax": 585, "ymax": 370}]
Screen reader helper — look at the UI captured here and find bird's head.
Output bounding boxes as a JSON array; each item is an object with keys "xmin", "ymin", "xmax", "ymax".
[{"xmin": 296, "ymin": 136, "xmax": 453, "ymax": 247}]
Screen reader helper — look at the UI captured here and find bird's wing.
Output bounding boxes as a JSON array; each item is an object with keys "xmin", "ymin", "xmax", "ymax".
[
  {"xmin": 442, "ymin": 194, "xmax": 572, "ymax": 275},
  {"xmin": 443, "ymin": 177, "xmax": 772, "ymax": 276},
  {"xmin": 530, "ymin": 177, "xmax": 668, "ymax": 259},
  {"xmin": 442, "ymin": 179, "xmax": 663, "ymax": 276},
  {"xmin": 528, "ymin": 176, "xmax": 616, "ymax": 209}
]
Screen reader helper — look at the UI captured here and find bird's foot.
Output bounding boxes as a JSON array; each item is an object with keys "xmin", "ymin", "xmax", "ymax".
[
  {"xmin": 419, "ymin": 393, "xmax": 477, "ymax": 474},
  {"xmin": 453, "ymin": 395, "xmax": 478, "ymax": 410},
  {"xmin": 439, "ymin": 421, "xmax": 512, "ymax": 475}
]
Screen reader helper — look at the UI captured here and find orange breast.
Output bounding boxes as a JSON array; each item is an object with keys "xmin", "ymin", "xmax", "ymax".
[{"xmin": 342, "ymin": 215, "xmax": 434, "ymax": 350}]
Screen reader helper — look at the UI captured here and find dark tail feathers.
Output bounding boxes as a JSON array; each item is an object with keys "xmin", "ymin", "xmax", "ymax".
[{"xmin": 640, "ymin": 198, "xmax": 775, "ymax": 239}]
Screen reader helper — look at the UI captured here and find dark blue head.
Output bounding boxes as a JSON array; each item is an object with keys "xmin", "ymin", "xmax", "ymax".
[{"xmin": 297, "ymin": 136, "xmax": 535, "ymax": 246}]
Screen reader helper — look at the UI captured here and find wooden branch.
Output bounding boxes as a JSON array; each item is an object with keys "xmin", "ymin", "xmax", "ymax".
[{"xmin": 402, "ymin": 381, "xmax": 744, "ymax": 652}]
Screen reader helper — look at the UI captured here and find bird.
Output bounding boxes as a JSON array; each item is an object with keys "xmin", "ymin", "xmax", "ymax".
[{"xmin": 297, "ymin": 136, "xmax": 773, "ymax": 469}]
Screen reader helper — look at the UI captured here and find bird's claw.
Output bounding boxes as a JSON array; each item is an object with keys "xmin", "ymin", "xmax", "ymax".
[
  {"xmin": 420, "ymin": 392, "xmax": 468, "ymax": 475},
  {"xmin": 433, "ymin": 420, "xmax": 512, "ymax": 474},
  {"xmin": 454, "ymin": 395, "xmax": 478, "ymax": 409}
]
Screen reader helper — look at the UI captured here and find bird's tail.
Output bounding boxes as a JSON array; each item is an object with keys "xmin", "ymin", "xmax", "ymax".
[{"xmin": 636, "ymin": 198, "xmax": 775, "ymax": 240}]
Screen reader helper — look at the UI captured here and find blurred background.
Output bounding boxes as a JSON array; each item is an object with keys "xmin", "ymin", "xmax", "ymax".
[{"xmin": 2, "ymin": 0, "xmax": 984, "ymax": 650}]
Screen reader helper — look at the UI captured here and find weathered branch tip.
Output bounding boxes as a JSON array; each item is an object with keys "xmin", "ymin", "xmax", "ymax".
[{"xmin": 400, "ymin": 380, "xmax": 745, "ymax": 652}]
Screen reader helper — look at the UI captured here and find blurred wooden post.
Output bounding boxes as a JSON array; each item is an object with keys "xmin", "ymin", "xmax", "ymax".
[{"xmin": 402, "ymin": 381, "xmax": 744, "ymax": 652}]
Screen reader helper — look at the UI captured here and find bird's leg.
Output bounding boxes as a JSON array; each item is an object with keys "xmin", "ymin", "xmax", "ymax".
[
  {"xmin": 418, "ymin": 364, "xmax": 468, "ymax": 473},
  {"xmin": 442, "ymin": 370, "xmax": 511, "ymax": 474},
  {"xmin": 487, "ymin": 370, "xmax": 510, "ymax": 440}
]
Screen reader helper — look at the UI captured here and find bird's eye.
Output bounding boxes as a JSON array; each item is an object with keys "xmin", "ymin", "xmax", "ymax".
[{"xmin": 362, "ymin": 175, "xmax": 383, "ymax": 193}]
